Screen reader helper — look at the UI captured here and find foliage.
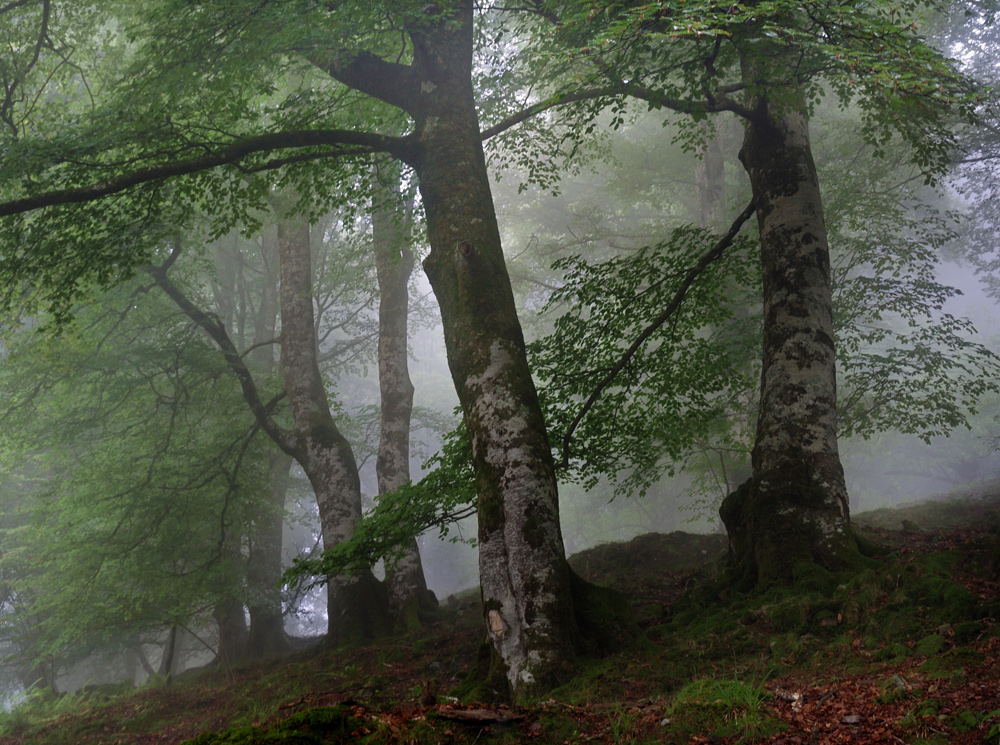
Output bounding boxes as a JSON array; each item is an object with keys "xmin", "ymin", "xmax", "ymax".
[
  {"xmin": 283, "ymin": 419, "xmax": 475, "ymax": 587},
  {"xmin": 0, "ymin": 276, "xmax": 274, "ymax": 671},
  {"xmin": 524, "ymin": 107, "xmax": 1000, "ymax": 506},
  {"xmin": 529, "ymin": 221, "xmax": 758, "ymax": 496}
]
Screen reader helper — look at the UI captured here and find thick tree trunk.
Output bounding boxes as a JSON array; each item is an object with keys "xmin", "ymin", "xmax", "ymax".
[
  {"xmin": 276, "ymin": 214, "xmax": 389, "ymax": 645},
  {"xmin": 313, "ymin": 5, "xmax": 635, "ymax": 700},
  {"xmin": 721, "ymin": 72, "xmax": 858, "ymax": 586},
  {"xmin": 409, "ymin": 12, "xmax": 578, "ymax": 700},
  {"xmin": 372, "ymin": 178, "xmax": 438, "ymax": 630}
]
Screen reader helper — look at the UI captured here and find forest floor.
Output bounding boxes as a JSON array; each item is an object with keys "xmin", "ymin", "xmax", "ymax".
[{"xmin": 2, "ymin": 487, "xmax": 1000, "ymax": 745}]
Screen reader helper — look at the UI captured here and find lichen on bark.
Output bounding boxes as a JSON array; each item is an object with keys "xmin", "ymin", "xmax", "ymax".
[{"xmin": 728, "ymin": 49, "xmax": 861, "ymax": 587}]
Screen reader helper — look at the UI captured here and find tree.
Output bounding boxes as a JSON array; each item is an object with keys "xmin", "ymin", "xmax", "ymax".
[
  {"xmin": 0, "ymin": 1, "xmax": 638, "ymax": 700},
  {"xmin": 499, "ymin": 0, "xmax": 981, "ymax": 584},
  {"xmin": 371, "ymin": 169, "xmax": 439, "ymax": 630}
]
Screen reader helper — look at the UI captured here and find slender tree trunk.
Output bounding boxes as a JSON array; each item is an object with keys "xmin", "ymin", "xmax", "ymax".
[
  {"xmin": 244, "ymin": 228, "xmax": 294, "ymax": 659},
  {"xmin": 276, "ymin": 213, "xmax": 389, "ymax": 644},
  {"xmin": 696, "ymin": 124, "xmax": 726, "ymax": 230},
  {"xmin": 372, "ymin": 176, "xmax": 437, "ymax": 630},
  {"xmin": 213, "ymin": 597, "xmax": 248, "ymax": 669},
  {"xmin": 158, "ymin": 626, "xmax": 178, "ymax": 679},
  {"xmin": 245, "ymin": 452, "xmax": 294, "ymax": 658},
  {"xmin": 721, "ymin": 63, "xmax": 859, "ymax": 585}
]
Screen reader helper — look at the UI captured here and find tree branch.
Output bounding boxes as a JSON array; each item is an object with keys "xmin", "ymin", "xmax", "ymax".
[
  {"xmin": 0, "ymin": 129, "xmax": 412, "ymax": 217},
  {"xmin": 558, "ymin": 199, "xmax": 757, "ymax": 470},
  {"xmin": 146, "ymin": 242, "xmax": 299, "ymax": 457},
  {"xmin": 305, "ymin": 48, "xmax": 420, "ymax": 114}
]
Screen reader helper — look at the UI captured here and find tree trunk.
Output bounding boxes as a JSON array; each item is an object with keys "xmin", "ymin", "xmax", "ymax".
[
  {"xmin": 409, "ymin": 12, "xmax": 577, "ymax": 700},
  {"xmin": 721, "ymin": 66, "xmax": 859, "ymax": 586},
  {"xmin": 276, "ymin": 213, "xmax": 389, "ymax": 645},
  {"xmin": 158, "ymin": 626, "xmax": 178, "ymax": 679},
  {"xmin": 372, "ymin": 175, "xmax": 438, "ymax": 630},
  {"xmin": 245, "ymin": 452, "xmax": 294, "ymax": 658},
  {"xmin": 313, "ymin": 4, "xmax": 636, "ymax": 700},
  {"xmin": 244, "ymin": 230, "xmax": 294, "ymax": 659},
  {"xmin": 695, "ymin": 124, "xmax": 726, "ymax": 230},
  {"xmin": 213, "ymin": 597, "xmax": 248, "ymax": 669}
]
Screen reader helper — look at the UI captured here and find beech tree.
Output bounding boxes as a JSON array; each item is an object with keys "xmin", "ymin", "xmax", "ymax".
[
  {"xmin": 0, "ymin": 1, "xmax": 638, "ymax": 699},
  {"xmin": 499, "ymin": 0, "xmax": 982, "ymax": 584},
  {"xmin": 371, "ymin": 171, "xmax": 439, "ymax": 630}
]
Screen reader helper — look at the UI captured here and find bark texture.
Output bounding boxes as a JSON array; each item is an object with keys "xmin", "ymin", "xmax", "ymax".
[
  {"xmin": 408, "ymin": 11, "xmax": 577, "ymax": 699},
  {"xmin": 276, "ymin": 214, "xmax": 389, "ymax": 644},
  {"xmin": 372, "ymin": 179, "xmax": 438, "ymax": 630},
  {"xmin": 722, "ymin": 67, "xmax": 858, "ymax": 586},
  {"xmin": 315, "ymin": 5, "xmax": 635, "ymax": 700}
]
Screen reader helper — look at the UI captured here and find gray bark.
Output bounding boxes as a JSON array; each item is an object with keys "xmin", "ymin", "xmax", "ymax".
[
  {"xmin": 406, "ymin": 12, "xmax": 577, "ymax": 698},
  {"xmin": 372, "ymin": 175, "xmax": 437, "ymax": 629},
  {"xmin": 276, "ymin": 213, "xmax": 388, "ymax": 644},
  {"xmin": 721, "ymin": 58, "xmax": 857, "ymax": 585}
]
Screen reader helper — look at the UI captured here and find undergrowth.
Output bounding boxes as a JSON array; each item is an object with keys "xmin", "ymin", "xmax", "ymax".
[{"xmin": 0, "ymin": 494, "xmax": 998, "ymax": 744}]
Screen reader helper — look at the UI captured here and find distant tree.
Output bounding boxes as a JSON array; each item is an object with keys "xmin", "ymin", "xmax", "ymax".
[{"xmin": 0, "ymin": 283, "xmax": 272, "ymax": 682}]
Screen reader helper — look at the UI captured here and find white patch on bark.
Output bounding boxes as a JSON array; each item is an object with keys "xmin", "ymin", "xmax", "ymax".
[{"xmin": 468, "ymin": 340, "xmax": 567, "ymax": 693}]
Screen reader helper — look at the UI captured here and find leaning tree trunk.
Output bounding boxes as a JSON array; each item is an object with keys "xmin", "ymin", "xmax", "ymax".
[
  {"xmin": 276, "ymin": 213, "xmax": 389, "ymax": 645},
  {"xmin": 410, "ymin": 14, "xmax": 576, "ymax": 700},
  {"xmin": 372, "ymin": 176, "xmax": 438, "ymax": 630},
  {"xmin": 315, "ymin": 4, "xmax": 635, "ymax": 701},
  {"xmin": 721, "ymin": 66, "xmax": 859, "ymax": 586}
]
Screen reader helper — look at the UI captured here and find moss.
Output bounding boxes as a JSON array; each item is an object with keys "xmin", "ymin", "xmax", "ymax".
[
  {"xmin": 914, "ymin": 634, "xmax": 947, "ymax": 656},
  {"xmin": 953, "ymin": 620, "xmax": 984, "ymax": 643},
  {"xmin": 451, "ymin": 639, "xmax": 510, "ymax": 703},
  {"xmin": 569, "ymin": 568, "xmax": 642, "ymax": 657},
  {"xmin": 182, "ymin": 706, "xmax": 358, "ymax": 744},
  {"xmin": 873, "ymin": 643, "xmax": 911, "ymax": 663},
  {"xmin": 792, "ymin": 561, "xmax": 837, "ymax": 594},
  {"xmin": 665, "ymin": 678, "xmax": 786, "ymax": 745},
  {"xmin": 949, "ymin": 709, "xmax": 983, "ymax": 734},
  {"xmin": 917, "ymin": 648, "xmax": 981, "ymax": 679},
  {"xmin": 721, "ymin": 456, "xmax": 863, "ymax": 588}
]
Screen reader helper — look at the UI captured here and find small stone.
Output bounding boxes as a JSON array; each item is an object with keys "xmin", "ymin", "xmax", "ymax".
[{"xmin": 841, "ymin": 714, "xmax": 862, "ymax": 725}]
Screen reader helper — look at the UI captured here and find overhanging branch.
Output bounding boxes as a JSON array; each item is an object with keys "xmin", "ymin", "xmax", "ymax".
[
  {"xmin": 558, "ymin": 198, "xmax": 757, "ymax": 470},
  {"xmin": 0, "ymin": 129, "xmax": 412, "ymax": 217}
]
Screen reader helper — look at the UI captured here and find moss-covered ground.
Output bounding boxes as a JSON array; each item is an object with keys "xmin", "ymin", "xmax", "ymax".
[{"xmin": 2, "ymin": 489, "xmax": 1000, "ymax": 744}]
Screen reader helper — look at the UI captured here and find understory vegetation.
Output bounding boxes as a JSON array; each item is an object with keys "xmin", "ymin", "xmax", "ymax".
[{"xmin": 1, "ymin": 489, "xmax": 998, "ymax": 745}]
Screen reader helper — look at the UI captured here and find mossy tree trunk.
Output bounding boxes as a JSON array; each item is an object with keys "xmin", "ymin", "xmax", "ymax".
[
  {"xmin": 313, "ymin": 4, "xmax": 636, "ymax": 700},
  {"xmin": 721, "ymin": 56, "xmax": 858, "ymax": 586},
  {"xmin": 410, "ymin": 16, "xmax": 577, "ymax": 700},
  {"xmin": 372, "ymin": 173, "xmax": 438, "ymax": 630}
]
